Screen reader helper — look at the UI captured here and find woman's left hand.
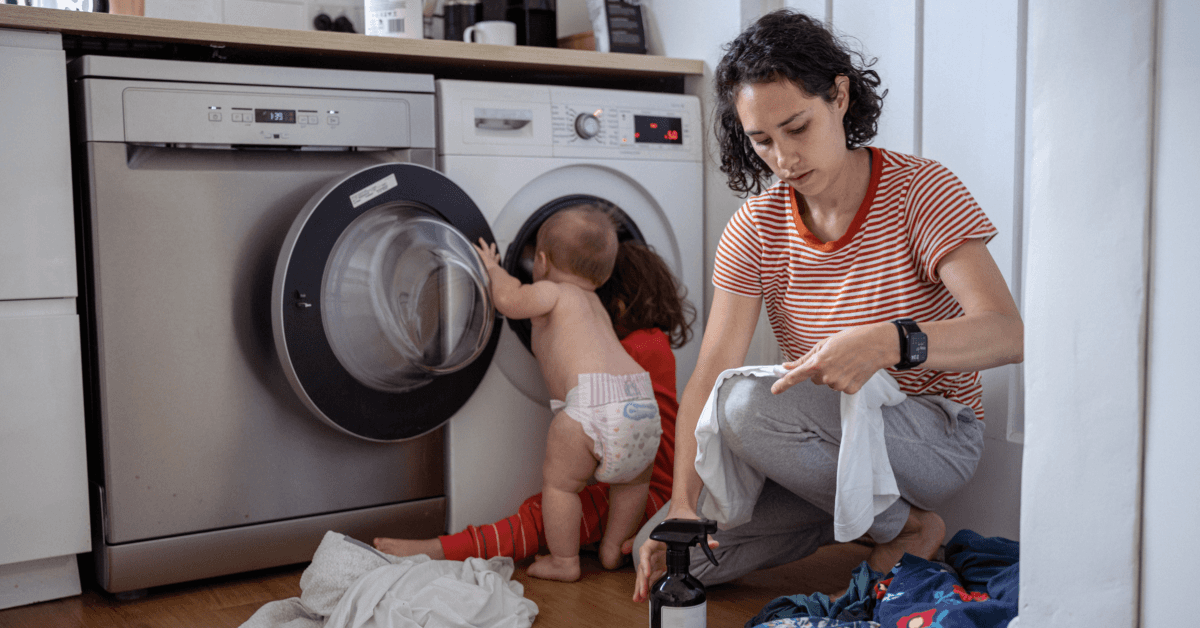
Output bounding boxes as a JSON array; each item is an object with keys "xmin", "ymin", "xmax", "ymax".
[{"xmin": 771, "ymin": 322, "xmax": 894, "ymax": 395}]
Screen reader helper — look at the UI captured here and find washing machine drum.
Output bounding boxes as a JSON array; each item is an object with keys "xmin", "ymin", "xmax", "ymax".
[
  {"xmin": 502, "ymin": 194, "xmax": 644, "ymax": 353},
  {"xmin": 273, "ymin": 163, "xmax": 499, "ymax": 442}
]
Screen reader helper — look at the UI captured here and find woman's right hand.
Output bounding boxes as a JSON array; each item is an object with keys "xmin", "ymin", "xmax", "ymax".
[{"xmin": 632, "ymin": 536, "xmax": 667, "ymax": 603}]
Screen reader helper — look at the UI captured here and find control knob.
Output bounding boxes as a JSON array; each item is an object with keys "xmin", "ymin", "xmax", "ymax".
[{"xmin": 574, "ymin": 113, "xmax": 601, "ymax": 140}]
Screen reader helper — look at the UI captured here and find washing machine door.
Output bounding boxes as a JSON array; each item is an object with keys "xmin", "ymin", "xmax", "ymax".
[{"xmin": 273, "ymin": 162, "xmax": 499, "ymax": 441}]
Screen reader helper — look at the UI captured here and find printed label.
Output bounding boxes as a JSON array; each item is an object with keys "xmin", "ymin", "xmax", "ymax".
[
  {"xmin": 659, "ymin": 602, "xmax": 705, "ymax": 628},
  {"xmin": 365, "ymin": 3, "xmax": 411, "ymax": 37},
  {"xmin": 349, "ymin": 173, "xmax": 398, "ymax": 208}
]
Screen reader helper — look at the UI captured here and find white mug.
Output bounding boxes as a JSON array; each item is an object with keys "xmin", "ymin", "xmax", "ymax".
[{"xmin": 463, "ymin": 20, "xmax": 517, "ymax": 45}]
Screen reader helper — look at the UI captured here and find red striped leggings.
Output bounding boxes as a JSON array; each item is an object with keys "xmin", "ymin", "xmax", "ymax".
[{"xmin": 439, "ymin": 482, "xmax": 670, "ymax": 561}]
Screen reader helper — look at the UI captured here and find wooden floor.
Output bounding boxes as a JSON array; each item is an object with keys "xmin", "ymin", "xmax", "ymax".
[{"xmin": 0, "ymin": 543, "xmax": 871, "ymax": 628}]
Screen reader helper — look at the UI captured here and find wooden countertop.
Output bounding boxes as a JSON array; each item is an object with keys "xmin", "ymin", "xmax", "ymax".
[{"xmin": 0, "ymin": 4, "xmax": 703, "ymax": 90}]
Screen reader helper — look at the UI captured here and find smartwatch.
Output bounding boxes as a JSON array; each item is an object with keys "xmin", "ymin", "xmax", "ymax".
[{"xmin": 892, "ymin": 318, "xmax": 927, "ymax": 370}]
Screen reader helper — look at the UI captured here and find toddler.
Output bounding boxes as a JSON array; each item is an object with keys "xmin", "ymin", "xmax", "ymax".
[{"xmin": 473, "ymin": 205, "xmax": 661, "ymax": 582}]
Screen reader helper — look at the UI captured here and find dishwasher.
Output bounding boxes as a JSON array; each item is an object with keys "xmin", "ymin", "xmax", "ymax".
[{"xmin": 69, "ymin": 56, "xmax": 499, "ymax": 593}]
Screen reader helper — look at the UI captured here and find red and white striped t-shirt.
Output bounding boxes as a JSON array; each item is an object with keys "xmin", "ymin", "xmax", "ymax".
[{"xmin": 713, "ymin": 147, "xmax": 997, "ymax": 419}]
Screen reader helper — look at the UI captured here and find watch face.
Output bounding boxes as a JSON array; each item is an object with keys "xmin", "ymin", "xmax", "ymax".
[{"xmin": 908, "ymin": 332, "xmax": 928, "ymax": 362}]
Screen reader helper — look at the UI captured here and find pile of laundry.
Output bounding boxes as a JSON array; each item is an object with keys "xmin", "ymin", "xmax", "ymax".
[
  {"xmin": 747, "ymin": 530, "xmax": 1019, "ymax": 628},
  {"xmin": 240, "ymin": 531, "xmax": 538, "ymax": 628}
]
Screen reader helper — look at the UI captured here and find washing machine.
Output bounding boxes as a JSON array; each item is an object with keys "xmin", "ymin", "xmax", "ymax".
[
  {"xmin": 70, "ymin": 57, "xmax": 502, "ymax": 592},
  {"xmin": 436, "ymin": 80, "xmax": 704, "ymax": 533}
]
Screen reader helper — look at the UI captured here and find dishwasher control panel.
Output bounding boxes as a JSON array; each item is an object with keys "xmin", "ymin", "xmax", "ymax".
[
  {"xmin": 75, "ymin": 79, "xmax": 437, "ymax": 149},
  {"xmin": 200, "ymin": 103, "xmax": 342, "ymax": 142},
  {"xmin": 123, "ymin": 87, "xmax": 416, "ymax": 148}
]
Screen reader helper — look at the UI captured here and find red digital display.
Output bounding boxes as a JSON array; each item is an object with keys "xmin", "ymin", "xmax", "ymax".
[{"xmin": 633, "ymin": 115, "xmax": 683, "ymax": 145}]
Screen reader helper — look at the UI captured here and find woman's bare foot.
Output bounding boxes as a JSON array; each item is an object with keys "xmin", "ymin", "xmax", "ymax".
[
  {"xmin": 527, "ymin": 553, "xmax": 581, "ymax": 582},
  {"xmin": 373, "ymin": 537, "xmax": 445, "ymax": 559},
  {"xmin": 866, "ymin": 508, "xmax": 945, "ymax": 574}
]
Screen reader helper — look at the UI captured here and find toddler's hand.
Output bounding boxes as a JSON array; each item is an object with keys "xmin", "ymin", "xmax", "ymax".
[{"xmin": 473, "ymin": 238, "xmax": 501, "ymax": 269}]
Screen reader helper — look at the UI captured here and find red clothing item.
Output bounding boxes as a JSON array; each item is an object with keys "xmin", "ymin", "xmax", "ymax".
[{"xmin": 440, "ymin": 327, "xmax": 678, "ymax": 561}]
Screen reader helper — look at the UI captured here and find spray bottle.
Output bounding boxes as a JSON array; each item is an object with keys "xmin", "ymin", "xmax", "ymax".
[{"xmin": 648, "ymin": 518, "xmax": 719, "ymax": 628}]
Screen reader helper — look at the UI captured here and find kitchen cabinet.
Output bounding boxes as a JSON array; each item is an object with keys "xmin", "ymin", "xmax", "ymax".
[{"xmin": 0, "ymin": 27, "xmax": 90, "ymax": 610}]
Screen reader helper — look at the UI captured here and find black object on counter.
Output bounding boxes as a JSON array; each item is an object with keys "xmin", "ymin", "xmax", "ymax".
[
  {"xmin": 506, "ymin": 0, "xmax": 556, "ymax": 47},
  {"xmin": 480, "ymin": 0, "xmax": 506, "ymax": 22},
  {"xmin": 444, "ymin": 0, "xmax": 482, "ymax": 42},
  {"xmin": 648, "ymin": 518, "xmax": 719, "ymax": 628},
  {"xmin": 313, "ymin": 12, "xmax": 356, "ymax": 33},
  {"xmin": 601, "ymin": 0, "xmax": 647, "ymax": 54}
]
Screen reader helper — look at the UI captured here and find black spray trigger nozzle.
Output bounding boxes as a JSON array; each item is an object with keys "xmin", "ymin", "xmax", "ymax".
[
  {"xmin": 698, "ymin": 536, "xmax": 719, "ymax": 567},
  {"xmin": 649, "ymin": 518, "xmax": 719, "ymax": 567}
]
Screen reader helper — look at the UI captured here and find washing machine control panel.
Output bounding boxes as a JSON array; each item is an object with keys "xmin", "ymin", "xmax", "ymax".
[
  {"xmin": 436, "ymin": 80, "xmax": 702, "ymax": 162},
  {"xmin": 551, "ymin": 103, "xmax": 696, "ymax": 155}
]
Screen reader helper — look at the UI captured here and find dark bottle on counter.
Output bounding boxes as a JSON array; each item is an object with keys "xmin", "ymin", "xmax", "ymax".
[
  {"xmin": 444, "ymin": 0, "xmax": 482, "ymax": 41},
  {"xmin": 505, "ymin": 0, "xmax": 556, "ymax": 47},
  {"xmin": 648, "ymin": 518, "xmax": 719, "ymax": 628}
]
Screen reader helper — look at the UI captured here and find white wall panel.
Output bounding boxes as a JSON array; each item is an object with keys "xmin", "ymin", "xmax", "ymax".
[
  {"xmin": 1142, "ymin": 0, "xmax": 1200, "ymax": 624},
  {"xmin": 1021, "ymin": 0, "xmax": 1154, "ymax": 625},
  {"xmin": 143, "ymin": 0, "xmax": 222, "ymax": 23},
  {"xmin": 224, "ymin": 0, "xmax": 307, "ymax": 29},
  {"xmin": 641, "ymin": 0, "xmax": 744, "ymax": 324},
  {"xmin": 782, "ymin": 0, "xmax": 826, "ymax": 20},
  {"xmin": 831, "ymin": 0, "xmax": 917, "ymax": 154},
  {"xmin": 920, "ymin": 0, "xmax": 1024, "ymax": 542},
  {"xmin": 750, "ymin": 0, "xmax": 825, "ymax": 28}
]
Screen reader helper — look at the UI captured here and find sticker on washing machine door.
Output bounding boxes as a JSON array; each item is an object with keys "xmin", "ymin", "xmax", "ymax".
[{"xmin": 350, "ymin": 174, "xmax": 398, "ymax": 208}]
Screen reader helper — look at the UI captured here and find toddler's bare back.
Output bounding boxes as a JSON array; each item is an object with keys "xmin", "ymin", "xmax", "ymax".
[{"xmin": 530, "ymin": 282, "xmax": 645, "ymax": 400}]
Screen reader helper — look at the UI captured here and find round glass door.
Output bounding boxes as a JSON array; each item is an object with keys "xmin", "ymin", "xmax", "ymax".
[
  {"xmin": 273, "ymin": 162, "xmax": 499, "ymax": 442},
  {"xmin": 323, "ymin": 204, "xmax": 494, "ymax": 393}
]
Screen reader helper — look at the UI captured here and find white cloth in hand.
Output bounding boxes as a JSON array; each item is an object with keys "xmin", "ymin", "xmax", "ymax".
[
  {"xmin": 834, "ymin": 370, "xmax": 906, "ymax": 542},
  {"xmin": 693, "ymin": 367, "xmax": 906, "ymax": 540}
]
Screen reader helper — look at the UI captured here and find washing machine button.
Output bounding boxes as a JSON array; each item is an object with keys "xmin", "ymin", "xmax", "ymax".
[{"xmin": 574, "ymin": 113, "xmax": 600, "ymax": 139}]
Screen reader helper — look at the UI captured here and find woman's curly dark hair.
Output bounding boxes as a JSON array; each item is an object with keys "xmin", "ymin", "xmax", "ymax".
[
  {"xmin": 714, "ymin": 10, "xmax": 885, "ymax": 196},
  {"xmin": 596, "ymin": 241, "xmax": 695, "ymax": 349}
]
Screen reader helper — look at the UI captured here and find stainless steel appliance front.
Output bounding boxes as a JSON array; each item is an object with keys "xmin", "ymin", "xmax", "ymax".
[{"xmin": 70, "ymin": 57, "xmax": 493, "ymax": 592}]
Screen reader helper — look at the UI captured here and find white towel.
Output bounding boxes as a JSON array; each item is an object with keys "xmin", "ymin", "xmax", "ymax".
[
  {"xmin": 240, "ymin": 531, "xmax": 538, "ymax": 628},
  {"xmin": 833, "ymin": 370, "xmax": 906, "ymax": 542},
  {"xmin": 693, "ymin": 367, "xmax": 905, "ymax": 540}
]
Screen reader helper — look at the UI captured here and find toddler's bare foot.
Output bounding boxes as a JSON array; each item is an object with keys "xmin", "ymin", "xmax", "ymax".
[
  {"xmin": 599, "ymin": 539, "xmax": 628, "ymax": 570},
  {"xmin": 866, "ymin": 508, "xmax": 945, "ymax": 574},
  {"xmin": 527, "ymin": 553, "xmax": 581, "ymax": 582},
  {"xmin": 373, "ymin": 537, "xmax": 445, "ymax": 559}
]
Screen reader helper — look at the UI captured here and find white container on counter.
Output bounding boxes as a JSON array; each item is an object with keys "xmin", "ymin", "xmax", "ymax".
[{"xmin": 365, "ymin": 0, "xmax": 423, "ymax": 38}]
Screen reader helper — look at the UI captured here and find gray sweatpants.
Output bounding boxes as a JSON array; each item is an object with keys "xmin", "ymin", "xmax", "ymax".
[{"xmin": 635, "ymin": 375, "xmax": 984, "ymax": 585}]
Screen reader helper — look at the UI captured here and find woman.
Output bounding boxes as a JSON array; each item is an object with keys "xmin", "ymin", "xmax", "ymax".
[{"xmin": 632, "ymin": 10, "xmax": 1023, "ymax": 601}]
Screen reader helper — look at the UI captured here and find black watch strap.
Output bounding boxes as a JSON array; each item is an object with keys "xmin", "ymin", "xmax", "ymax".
[{"xmin": 892, "ymin": 318, "xmax": 928, "ymax": 370}]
